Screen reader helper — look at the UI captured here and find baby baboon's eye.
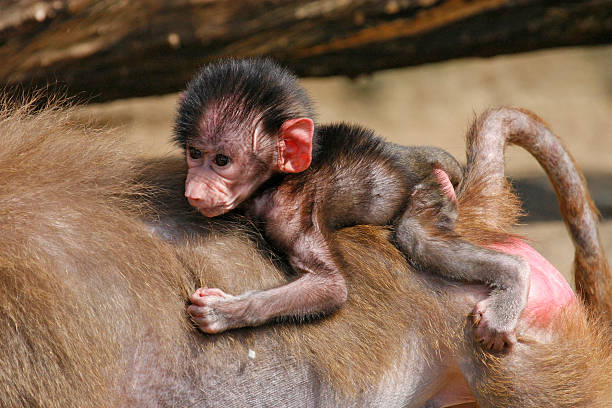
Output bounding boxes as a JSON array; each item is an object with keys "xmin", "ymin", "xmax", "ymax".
[
  {"xmin": 214, "ymin": 154, "xmax": 230, "ymax": 167},
  {"xmin": 188, "ymin": 146, "xmax": 202, "ymax": 160}
]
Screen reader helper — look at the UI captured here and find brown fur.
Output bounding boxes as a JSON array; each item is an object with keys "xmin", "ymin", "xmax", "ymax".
[
  {"xmin": 0, "ymin": 98, "xmax": 197, "ymax": 407},
  {"xmin": 0, "ymin": 99, "xmax": 610, "ymax": 406}
]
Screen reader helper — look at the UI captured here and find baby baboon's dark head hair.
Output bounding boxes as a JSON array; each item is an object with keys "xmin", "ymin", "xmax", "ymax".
[{"xmin": 175, "ymin": 58, "xmax": 314, "ymax": 148}]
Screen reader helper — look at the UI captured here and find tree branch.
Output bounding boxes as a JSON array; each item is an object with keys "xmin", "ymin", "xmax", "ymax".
[{"xmin": 1, "ymin": 0, "xmax": 611, "ymax": 102}]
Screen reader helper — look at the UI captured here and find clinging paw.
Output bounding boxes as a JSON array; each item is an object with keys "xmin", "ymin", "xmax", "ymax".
[{"xmin": 187, "ymin": 287, "xmax": 236, "ymax": 334}]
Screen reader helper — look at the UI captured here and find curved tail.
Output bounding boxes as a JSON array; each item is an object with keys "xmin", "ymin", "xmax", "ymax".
[{"xmin": 457, "ymin": 107, "xmax": 612, "ymax": 321}]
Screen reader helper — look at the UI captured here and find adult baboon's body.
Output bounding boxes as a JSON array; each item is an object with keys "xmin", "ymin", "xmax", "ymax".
[{"xmin": 0, "ymin": 101, "xmax": 610, "ymax": 407}]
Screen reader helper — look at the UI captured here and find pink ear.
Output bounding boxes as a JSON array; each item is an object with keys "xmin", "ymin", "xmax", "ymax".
[{"xmin": 277, "ymin": 118, "xmax": 314, "ymax": 173}]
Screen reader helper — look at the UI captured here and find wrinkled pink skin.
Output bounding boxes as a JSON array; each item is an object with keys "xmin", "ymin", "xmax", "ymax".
[
  {"xmin": 185, "ymin": 118, "xmax": 313, "ymax": 217},
  {"xmin": 184, "ymin": 149, "xmax": 272, "ymax": 217}
]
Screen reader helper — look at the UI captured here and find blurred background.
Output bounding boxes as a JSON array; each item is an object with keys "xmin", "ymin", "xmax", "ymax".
[{"xmin": 2, "ymin": 1, "xmax": 611, "ymax": 285}]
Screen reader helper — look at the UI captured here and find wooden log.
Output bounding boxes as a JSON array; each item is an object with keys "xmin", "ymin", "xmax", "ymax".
[{"xmin": 1, "ymin": 0, "xmax": 611, "ymax": 102}]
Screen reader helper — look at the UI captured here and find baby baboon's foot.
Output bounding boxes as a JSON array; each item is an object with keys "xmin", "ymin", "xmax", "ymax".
[{"xmin": 472, "ymin": 298, "xmax": 517, "ymax": 352}]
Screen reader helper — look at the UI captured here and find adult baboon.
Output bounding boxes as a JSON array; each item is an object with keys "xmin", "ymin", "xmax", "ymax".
[{"xmin": 0, "ymin": 100, "xmax": 610, "ymax": 407}]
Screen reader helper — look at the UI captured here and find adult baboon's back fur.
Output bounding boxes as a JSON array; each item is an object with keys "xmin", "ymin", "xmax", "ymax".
[{"xmin": 0, "ymin": 100, "xmax": 197, "ymax": 406}]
